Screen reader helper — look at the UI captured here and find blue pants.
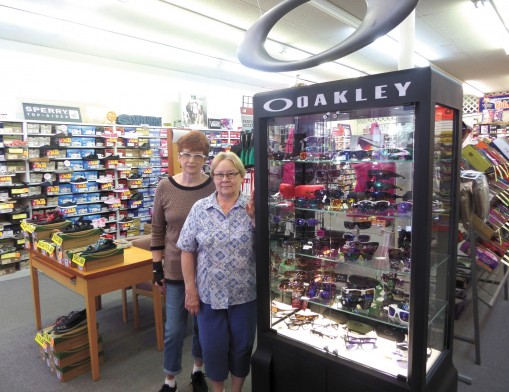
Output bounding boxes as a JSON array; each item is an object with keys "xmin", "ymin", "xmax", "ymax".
[
  {"xmin": 197, "ymin": 300, "xmax": 257, "ymax": 382},
  {"xmin": 163, "ymin": 282, "xmax": 202, "ymax": 376}
]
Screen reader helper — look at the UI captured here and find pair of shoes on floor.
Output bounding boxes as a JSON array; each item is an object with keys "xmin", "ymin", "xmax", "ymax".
[
  {"xmin": 52, "ymin": 309, "xmax": 87, "ymax": 334},
  {"xmin": 159, "ymin": 371, "xmax": 208, "ymax": 392}
]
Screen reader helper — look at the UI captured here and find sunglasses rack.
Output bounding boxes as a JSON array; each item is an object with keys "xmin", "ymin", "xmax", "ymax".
[{"xmin": 255, "ymin": 68, "xmax": 463, "ymax": 392}]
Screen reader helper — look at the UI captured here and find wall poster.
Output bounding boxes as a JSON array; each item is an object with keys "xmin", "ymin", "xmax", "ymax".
[{"xmin": 181, "ymin": 94, "xmax": 208, "ymax": 129}]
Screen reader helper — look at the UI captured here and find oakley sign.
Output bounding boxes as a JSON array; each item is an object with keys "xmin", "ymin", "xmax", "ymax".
[{"xmin": 238, "ymin": 0, "xmax": 419, "ymax": 72}]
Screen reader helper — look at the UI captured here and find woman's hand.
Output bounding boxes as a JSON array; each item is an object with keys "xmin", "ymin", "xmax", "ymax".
[{"xmin": 185, "ymin": 288, "xmax": 200, "ymax": 315}]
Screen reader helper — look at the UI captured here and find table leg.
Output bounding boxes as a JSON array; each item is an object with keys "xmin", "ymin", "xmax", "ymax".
[
  {"xmin": 30, "ymin": 265, "xmax": 42, "ymax": 330},
  {"xmin": 85, "ymin": 292, "xmax": 101, "ymax": 381},
  {"xmin": 152, "ymin": 285, "xmax": 164, "ymax": 351}
]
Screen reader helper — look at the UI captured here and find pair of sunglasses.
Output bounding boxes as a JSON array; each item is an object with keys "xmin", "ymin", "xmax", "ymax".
[
  {"xmin": 366, "ymin": 180, "xmax": 403, "ymax": 191},
  {"xmin": 344, "ymin": 220, "xmax": 371, "ymax": 230},
  {"xmin": 355, "ymin": 200, "xmax": 392, "ymax": 212},
  {"xmin": 344, "ymin": 332, "xmax": 377, "ymax": 351},
  {"xmin": 343, "ymin": 232, "xmax": 370, "ymax": 242},
  {"xmin": 388, "ymin": 303, "xmax": 410, "ymax": 324},
  {"xmin": 367, "ymin": 169, "xmax": 405, "ymax": 179}
]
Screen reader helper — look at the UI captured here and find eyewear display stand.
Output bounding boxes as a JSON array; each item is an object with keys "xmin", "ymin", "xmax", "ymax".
[{"xmin": 252, "ymin": 67, "xmax": 462, "ymax": 392}]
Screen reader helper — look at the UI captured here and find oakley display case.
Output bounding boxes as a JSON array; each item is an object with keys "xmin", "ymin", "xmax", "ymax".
[{"xmin": 252, "ymin": 67, "xmax": 461, "ymax": 392}]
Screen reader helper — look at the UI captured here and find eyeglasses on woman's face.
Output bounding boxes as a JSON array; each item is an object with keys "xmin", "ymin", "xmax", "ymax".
[
  {"xmin": 213, "ymin": 172, "xmax": 240, "ymax": 180},
  {"xmin": 179, "ymin": 152, "xmax": 207, "ymax": 160}
]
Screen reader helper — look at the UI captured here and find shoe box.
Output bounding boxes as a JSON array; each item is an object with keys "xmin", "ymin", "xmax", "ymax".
[
  {"xmin": 461, "ymin": 145, "xmax": 494, "ymax": 173},
  {"xmin": 21, "ymin": 220, "xmax": 71, "ymax": 251},
  {"xmin": 37, "ymin": 322, "xmax": 95, "ymax": 354},
  {"xmin": 52, "ymin": 228, "xmax": 102, "ymax": 264},
  {"xmin": 39, "ymin": 343, "xmax": 105, "ymax": 382},
  {"xmin": 68, "ymin": 247, "xmax": 124, "ymax": 272}
]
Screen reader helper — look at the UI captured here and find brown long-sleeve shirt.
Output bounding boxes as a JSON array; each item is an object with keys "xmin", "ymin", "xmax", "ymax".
[{"xmin": 150, "ymin": 176, "xmax": 215, "ymax": 282}]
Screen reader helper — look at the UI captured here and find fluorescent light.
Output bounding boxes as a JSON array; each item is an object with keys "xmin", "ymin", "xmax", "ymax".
[
  {"xmin": 463, "ymin": 81, "xmax": 486, "ymax": 97},
  {"xmin": 470, "ymin": 0, "xmax": 509, "ymax": 54},
  {"xmin": 309, "ymin": 0, "xmax": 361, "ymax": 28}
]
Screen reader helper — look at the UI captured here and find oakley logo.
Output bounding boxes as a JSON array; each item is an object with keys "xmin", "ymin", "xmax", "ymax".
[
  {"xmin": 262, "ymin": 82, "xmax": 412, "ymax": 112},
  {"xmin": 238, "ymin": 0, "xmax": 419, "ymax": 72}
]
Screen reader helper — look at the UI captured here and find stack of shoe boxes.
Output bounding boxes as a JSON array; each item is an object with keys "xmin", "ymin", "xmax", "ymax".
[{"xmin": 36, "ymin": 322, "xmax": 104, "ymax": 382}]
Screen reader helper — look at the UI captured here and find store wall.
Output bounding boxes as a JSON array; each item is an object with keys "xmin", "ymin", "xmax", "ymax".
[{"xmin": 0, "ymin": 39, "xmax": 263, "ymax": 126}]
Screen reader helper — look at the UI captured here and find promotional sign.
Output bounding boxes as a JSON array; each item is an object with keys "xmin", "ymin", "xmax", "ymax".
[{"xmin": 22, "ymin": 103, "xmax": 82, "ymax": 122}]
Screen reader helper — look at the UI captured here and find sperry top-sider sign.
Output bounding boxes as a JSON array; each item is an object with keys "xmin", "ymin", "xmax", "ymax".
[{"xmin": 23, "ymin": 103, "xmax": 82, "ymax": 122}]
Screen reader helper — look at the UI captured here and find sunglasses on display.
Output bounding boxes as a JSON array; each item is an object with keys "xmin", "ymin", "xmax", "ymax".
[
  {"xmin": 279, "ymin": 279, "xmax": 307, "ymax": 294},
  {"xmin": 311, "ymin": 328, "xmax": 339, "ymax": 340},
  {"xmin": 343, "ymin": 232, "xmax": 370, "ymax": 242},
  {"xmin": 269, "ymin": 151, "xmax": 300, "ymax": 161},
  {"xmin": 340, "ymin": 287, "xmax": 376, "ymax": 310},
  {"xmin": 367, "ymin": 169, "xmax": 405, "ymax": 179},
  {"xmin": 308, "ymin": 282, "xmax": 337, "ymax": 301},
  {"xmin": 271, "ymin": 215, "xmax": 320, "ymax": 227},
  {"xmin": 343, "ymin": 242, "xmax": 379, "ymax": 261},
  {"xmin": 366, "ymin": 180, "xmax": 403, "ymax": 191},
  {"xmin": 396, "ymin": 202, "xmax": 413, "ymax": 214},
  {"xmin": 344, "ymin": 332, "xmax": 377, "ymax": 351},
  {"xmin": 354, "ymin": 200, "xmax": 393, "ymax": 213},
  {"xmin": 381, "ymin": 272, "xmax": 407, "ymax": 287},
  {"xmin": 374, "ymin": 148, "xmax": 412, "ymax": 160},
  {"xmin": 388, "ymin": 303, "xmax": 410, "ymax": 324},
  {"xmin": 315, "ymin": 170, "xmax": 343, "ymax": 182},
  {"xmin": 344, "ymin": 220, "xmax": 372, "ymax": 230},
  {"xmin": 383, "ymin": 286, "xmax": 410, "ymax": 301},
  {"xmin": 284, "ymin": 316, "xmax": 313, "ymax": 330},
  {"xmin": 398, "ymin": 229, "xmax": 412, "ymax": 248},
  {"xmin": 388, "ymin": 248, "xmax": 411, "ymax": 269}
]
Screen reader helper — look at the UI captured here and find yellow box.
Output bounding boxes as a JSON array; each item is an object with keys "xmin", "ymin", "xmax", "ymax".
[{"xmin": 461, "ymin": 145, "xmax": 493, "ymax": 173}]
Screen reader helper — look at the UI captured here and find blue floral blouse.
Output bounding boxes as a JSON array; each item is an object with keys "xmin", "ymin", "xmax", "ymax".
[{"xmin": 177, "ymin": 192, "xmax": 256, "ymax": 310}]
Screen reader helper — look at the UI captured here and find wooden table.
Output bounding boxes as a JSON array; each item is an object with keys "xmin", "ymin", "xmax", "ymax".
[{"xmin": 29, "ymin": 246, "xmax": 163, "ymax": 381}]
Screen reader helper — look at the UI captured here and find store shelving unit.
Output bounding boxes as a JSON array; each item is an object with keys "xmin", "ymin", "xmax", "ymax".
[
  {"xmin": 252, "ymin": 67, "xmax": 463, "ymax": 392},
  {"xmin": 0, "ymin": 119, "xmax": 170, "ymax": 274}
]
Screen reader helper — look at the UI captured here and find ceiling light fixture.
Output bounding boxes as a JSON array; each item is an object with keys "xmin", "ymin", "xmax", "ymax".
[{"xmin": 470, "ymin": 0, "xmax": 509, "ymax": 55}]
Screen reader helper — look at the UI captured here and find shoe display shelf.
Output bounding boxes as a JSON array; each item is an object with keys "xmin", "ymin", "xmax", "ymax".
[
  {"xmin": 0, "ymin": 120, "xmax": 170, "ymax": 262},
  {"xmin": 0, "ymin": 120, "xmax": 30, "ymax": 275},
  {"xmin": 171, "ymin": 127, "xmax": 240, "ymax": 172}
]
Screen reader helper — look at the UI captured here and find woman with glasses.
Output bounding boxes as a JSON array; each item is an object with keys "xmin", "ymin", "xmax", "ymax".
[
  {"xmin": 151, "ymin": 130, "xmax": 215, "ymax": 392},
  {"xmin": 178, "ymin": 152, "xmax": 256, "ymax": 392}
]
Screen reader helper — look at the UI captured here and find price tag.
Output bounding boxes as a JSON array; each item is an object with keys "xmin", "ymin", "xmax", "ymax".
[
  {"xmin": 32, "ymin": 162, "xmax": 47, "ymax": 171},
  {"xmin": 0, "ymin": 176, "xmax": 12, "ymax": 183},
  {"xmin": 37, "ymin": 240, "xmax": 55, "ymax": 255},
  {"xmin": 47, "ymin": 185, "xmax": 60, "ymax": 194},
  {"xmin": 21, "ymin": 221, "xmax": 36, "ymax": 233},
  {"xmin": 128, "ymin": 179, "xmax": 142, "ymax": 188},
  {"xmin": 72, "ymin": 254, "xmax": 86, "ymax": 267},
  {"xmin": 52, "ymin": 233, "xmax": 63, "ymax": 246},
  {"xmin": 46, "ymin": 149, "xmax": 61, "ymax": 157},
  {"xmin": 34, "ymin": 332, "xmax": 46, "ymax": 347}
]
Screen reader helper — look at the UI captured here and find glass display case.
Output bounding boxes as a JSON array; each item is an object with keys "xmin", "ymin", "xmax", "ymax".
[{"xmin": 252, "ymin": 68, "xmax": 461, "ymax": 392}]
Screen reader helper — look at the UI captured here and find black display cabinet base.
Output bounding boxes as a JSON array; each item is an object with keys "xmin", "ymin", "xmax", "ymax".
[{"xmin": 252, "ymin": 335, "xmax": 458, "ymax": 392}]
